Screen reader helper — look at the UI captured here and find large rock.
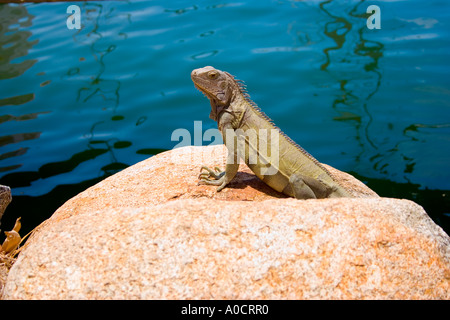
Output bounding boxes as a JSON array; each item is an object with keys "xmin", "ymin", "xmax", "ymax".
[
  {"xmin": 43, "ymin": 145, "xmax": 378, "ymax": 223},
  {"xmin": 3, "ymin": 146, "xmax": 450, "ymax": 299}
]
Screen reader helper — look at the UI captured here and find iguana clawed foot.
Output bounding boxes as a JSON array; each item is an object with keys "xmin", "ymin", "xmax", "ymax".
[{"xmin": 198, "ymin": 166, "xmax": 227, "ymax": 191}]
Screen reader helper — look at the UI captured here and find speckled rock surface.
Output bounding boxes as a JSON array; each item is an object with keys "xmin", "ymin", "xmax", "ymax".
[{"xmin": 3, "ymin": 146, "xmax": 450, "ymax": 299}]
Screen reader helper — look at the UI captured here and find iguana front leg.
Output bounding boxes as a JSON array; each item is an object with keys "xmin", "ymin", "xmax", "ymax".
[
  {"xmin": 198, "ymin": 124, "xmax": 240, "ymax": 192},
  {"xmin": 198, "ymin": 161, "xmax": 239, "ymax": 192},
  {"xmin": 199, "ymin": 166, "xmax": 224, "ymax": 180}
]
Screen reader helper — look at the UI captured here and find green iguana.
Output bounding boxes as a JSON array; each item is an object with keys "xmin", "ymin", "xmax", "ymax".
[{"xmin": 191, "ymin": 66, "xmax": 352, "ymax": 199}]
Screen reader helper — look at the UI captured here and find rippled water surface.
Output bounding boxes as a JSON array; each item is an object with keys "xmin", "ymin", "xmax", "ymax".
[{"xmin": 1, "ymin": 0, "xmax": 449, "ymax": 235}]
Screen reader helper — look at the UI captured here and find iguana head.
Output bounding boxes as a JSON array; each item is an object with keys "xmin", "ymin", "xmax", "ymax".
[{"xmin": 191, "ymin": 66, "xmax": 236, "ymax": 121}]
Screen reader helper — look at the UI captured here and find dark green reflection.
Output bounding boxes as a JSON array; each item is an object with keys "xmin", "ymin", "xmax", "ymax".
[
  {"xmin": 319, "ymin": 0, "xmax": 352, "ymax": 71},
  {"xmin": 0, "ymin": 93, "xmax": 34, "ymax": 107},
  {"xmin": 320, "ymin": 0, "xmax": 386, "ymax": 171},
  {"xmin": 0, "ymin": 143, "xmax": 167, "ymax": 188},
  {"xmin": 0, "ymin": 148, "xmax": 108, "ymax": 187},
  {"xmin": 0, "ymin": 132, "xmax": 41, "ymax": 148},
  {"xmin": 39, "ymin": 149, "xmax": 109, "ymax": 179},
  {"xmin": 113, "ymin": 141, "xmax": 132, "ymax": 149},
  {"xmin": 0, "ymin": 4, "xmax": 43, "ymax": 172},
  {"xmin": 0, "ymin": 111, "xmax": 50, "ymax": 124},
  {"xmin": 70, "ymin": 3, "xmax": 123, "ymax": 112},
  {"xmin": 0, "ymin": 5, "xmax": 37, "ymax": 79}
]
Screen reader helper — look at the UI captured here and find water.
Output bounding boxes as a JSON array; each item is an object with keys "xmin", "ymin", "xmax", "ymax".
[{"xmin": 1, "ymin": 0, "xmax": 449, "ymax": 237}]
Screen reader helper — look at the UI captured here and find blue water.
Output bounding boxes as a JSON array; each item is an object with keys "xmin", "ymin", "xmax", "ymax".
[{"xmin": 1, "ymin": 0, "xmax": 449, "ymax": 235}]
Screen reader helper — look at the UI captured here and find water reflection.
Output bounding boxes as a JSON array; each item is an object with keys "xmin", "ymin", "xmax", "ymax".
[
  {"xmin": 319, "ymin": 0, "xmax": 450, "ymax": 187},
  {"xmin": 316, "ymin": 2, "xmax": 449, "ymax": 225},
  {"xmin": 69, "ymin": 3, "xmax": 122, "ymax": 111},
  {"xmin": 319, "ymin": 0, "xmax": 352, "ymax": 71},
  {"xmin": 0, "ymin": 93, "xmax": 34, "ymax": 107},
  {"xmin": 0, "ymin": 5, "xmax": 37, "ymax": 79},
  {"xmin": 319, "ymin": 1, "xmax": 389, "ymax": 173},
  {"xmin": 0, "ymin": 2, "xmax": 134, "ymax": 185},
  {"xmin": 0, "ymin": 148, "xmax": 106, "ymax": 188},
  {"xmin": 0, "ymin": 4, "xmax": 40, "ymax": 172},
  {"xmin": 66, "ymin": 3, "xmax": 133, "ymax": 176}
]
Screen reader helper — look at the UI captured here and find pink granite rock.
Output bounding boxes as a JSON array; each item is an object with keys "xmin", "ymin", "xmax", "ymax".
[{"xmin": 3, "ymin": 146, "xmax": 449, "ymax": 299}]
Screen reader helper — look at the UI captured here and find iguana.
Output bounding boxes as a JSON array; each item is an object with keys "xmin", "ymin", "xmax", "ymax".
[{"xmin": 191, "ymin": 66, "xmax": 352, "ymax": 199}]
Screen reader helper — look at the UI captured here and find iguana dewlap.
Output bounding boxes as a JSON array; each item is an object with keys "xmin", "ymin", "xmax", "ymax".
[{"xmin": 191, "ymin": 66, "xmax": 352, "ymax": 199}]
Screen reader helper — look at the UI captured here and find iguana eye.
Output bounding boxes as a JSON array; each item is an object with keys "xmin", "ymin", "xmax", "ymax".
[{"xmin": 208, "ymin": 71, "xmax": 219, "ymax": 80}]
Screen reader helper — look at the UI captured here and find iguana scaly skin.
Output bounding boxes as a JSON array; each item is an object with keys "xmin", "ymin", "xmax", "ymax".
[{"xmin": 191, "ymin": 66, "xmax": 352, "ymax": 199}]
